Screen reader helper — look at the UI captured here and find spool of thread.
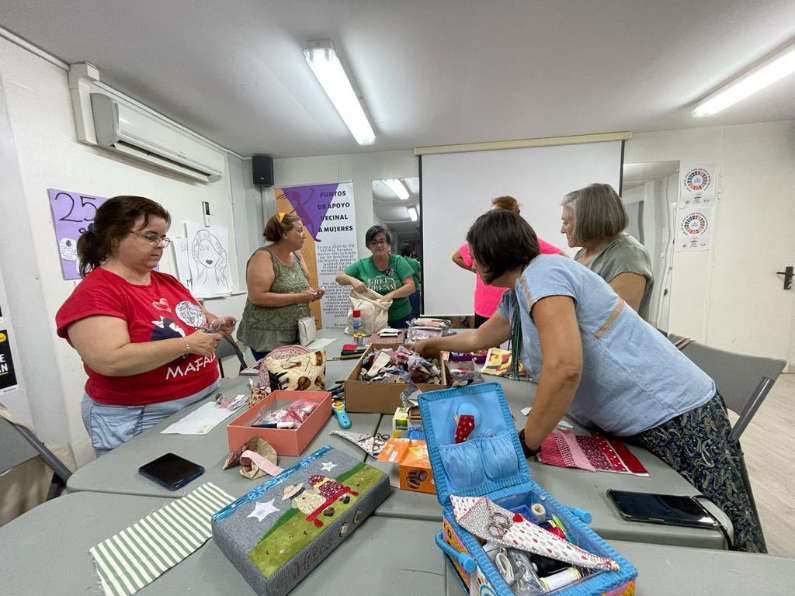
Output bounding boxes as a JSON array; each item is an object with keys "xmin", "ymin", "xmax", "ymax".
[
  {"xmin": 531, "ymin": 502, "xmax": 546, "ymax": 522},
  {"xmin": 538, "ymin": 567, "xmax": 582, "ymax": 591}
]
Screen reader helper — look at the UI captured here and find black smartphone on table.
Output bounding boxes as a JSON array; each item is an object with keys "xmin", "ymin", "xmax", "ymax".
[
  {"xmin": 139, "ymin": 453, "xmax": 204, "ymax": 490},
  {"xmin": 607, "ymin": 489, "xmax": 720, "ymax": 530}
]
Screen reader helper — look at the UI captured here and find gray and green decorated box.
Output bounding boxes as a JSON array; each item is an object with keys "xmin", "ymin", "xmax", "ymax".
[{"xmin": 212, "ymin": 445, "xmax": 390, "ymax": 595}]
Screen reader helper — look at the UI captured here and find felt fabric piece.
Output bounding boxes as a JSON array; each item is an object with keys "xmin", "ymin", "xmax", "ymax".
[
  {"xmin": 454, "ymin": 414, "xmax": 475, "ymax": 443},
  {"xmin": 330, "ymin": 430, "xmax": 390, "ymax": 457},
  {"xmin": 537, "ymin": 430, "xmax": 648, "ymax": 476},
  {"xmin": 90, "ymin": 482, "xmax": 235, "ymax": 596},
  {"xmin": 223, "ymin": 437, "xmax": 276, "ymax": 470},
  {"xmin": 449, "ymin": 494, "xmax": 619, "ymax": 572},
  {"xmin": 240, "ymin": 449, "xmax": 284, "ymax": 480}
]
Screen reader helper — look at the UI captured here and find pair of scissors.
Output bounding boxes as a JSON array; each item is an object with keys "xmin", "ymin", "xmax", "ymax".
[{"xmin": 487, "ymin": 511, "xmax": 512, "ymax": 539}]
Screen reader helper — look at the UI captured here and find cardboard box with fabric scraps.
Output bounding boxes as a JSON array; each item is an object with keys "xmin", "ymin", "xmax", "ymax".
[
  {"xmin": 212, "ymin": 445, "xmax": 390, "ymax": 596},
  {"xmin": 419, "ymin": 383, "xmax": 637, "ymax": 595},
  {"xmin": 227, "ymin": 390, "xmax": 331, "ymax": 457},
  {"xmin": 344, "ymin": 345, "xmax": 450, "ymax": 414},
  {"xmin": 377, "ymin": 437, "xmax": 435, "ymax": 494}
]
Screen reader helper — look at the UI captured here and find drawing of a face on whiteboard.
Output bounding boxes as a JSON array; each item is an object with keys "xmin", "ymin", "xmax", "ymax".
[{"xmin": 191, "ymin": 228, "xmax": 229, "ymax": 290}]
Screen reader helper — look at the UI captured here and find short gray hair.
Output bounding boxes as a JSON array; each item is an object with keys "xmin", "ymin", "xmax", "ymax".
[{"xmin": 561, "ymin": 183, "xmax": 627, "ymax": 244}]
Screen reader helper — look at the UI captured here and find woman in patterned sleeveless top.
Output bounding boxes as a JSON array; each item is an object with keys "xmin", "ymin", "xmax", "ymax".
[{"xmin": 237, "ymin": 213, "xmax": 324, "ymax": 359}]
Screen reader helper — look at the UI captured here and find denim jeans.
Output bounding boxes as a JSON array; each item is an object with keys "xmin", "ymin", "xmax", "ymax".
[{"xmin": 81, "ymin": 380, "xmax": 220, "ymax": 457}]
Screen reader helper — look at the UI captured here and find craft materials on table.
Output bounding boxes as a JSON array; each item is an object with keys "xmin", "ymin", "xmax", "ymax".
[
  {"xmin": 377, "ymin": 437, "xmax": 435, "ymax": 493},
  {"xmin": 250, "ymin": 399, "xmax": 318, "ymax": 429},
  {"xmin": 331, "ymin": 399, "xmax": 350, "ymax": 428},
  {"xmin": 450, "ymin": 494, "xmax": 620, "ymax": 572},
  {"xmin": 160, "ymin": 395, "xmax": 246, "ymax": 435},
  {"xmin": 330, "ymin": 430, "xmax": 390, "ymax": 457},
  {"xmin": 211, "ymin": 445, "xmax": 390, "ymax": 596},
  {"xmin": 358, "ymin": 345, "xmax": 443, "ymax": 385},
  {"xmin": 90, "ymin": 482, "xmax": 235, "ymax": 596},
  {"xmin": 481, "ymin": 347, "xmax": 522, "ymax": 377},
  {"xmin": 223, "ymin": 437, "xmax": 283, "ymax": 480},
  {"xmin": 537, "ymin": 429, "xmax": 648, "ymax": 475}
]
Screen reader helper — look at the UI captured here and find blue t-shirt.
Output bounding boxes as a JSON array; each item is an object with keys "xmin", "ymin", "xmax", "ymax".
[{"xmin": 498, "ymin": 255, "xmax": 714, "ymax": 436}]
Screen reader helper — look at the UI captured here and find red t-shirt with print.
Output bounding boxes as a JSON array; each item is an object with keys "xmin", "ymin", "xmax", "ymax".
[{"xmin": 56, "ymin": 267, "xmax": 219, "ymax": 406}]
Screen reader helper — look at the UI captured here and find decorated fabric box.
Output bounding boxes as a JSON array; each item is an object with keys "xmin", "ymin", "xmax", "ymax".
[
  {"xmin": 344, "ymin": 345, "xmax": 451, "ymax": 414},
  {"xmin": 212, "ymin": 445, "xmax": 390, "ymax": 596},
  {"xmin": 227, "ymin": 390, "xmax": 331, "ymax": 457},
  {"xmin": 419, "ymin": 383, "xmax": 637, "ymax": 595}
]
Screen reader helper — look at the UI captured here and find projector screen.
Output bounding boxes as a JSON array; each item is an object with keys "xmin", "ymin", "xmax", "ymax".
[{"xmin": 421, "ymin": 141, "xmax": 623, "ymax": 315}]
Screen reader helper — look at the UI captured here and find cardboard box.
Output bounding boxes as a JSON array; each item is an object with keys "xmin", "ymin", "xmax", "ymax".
[
  {"xmin": 368, "ymin": 330, "xmax": 406, "ymax": 348},
  {"xmin": 212, "ymin": 446, "xmax": 390, "ymax": 596},
  {"xmin": 377, "ymin": 438, "xmax": 435, "ymax": 494},
  {"xmin": 344, "ymin": 346, "xmax": 450, "ymax": 414},
  {"xmin": 227, "ymin": 390, "xmax": 331, "ymax": 456}
]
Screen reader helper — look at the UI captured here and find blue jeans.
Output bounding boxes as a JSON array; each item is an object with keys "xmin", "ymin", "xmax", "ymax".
[{"xmin": 81, "ymin": 380, "xmax": 220, "ymax": 457}]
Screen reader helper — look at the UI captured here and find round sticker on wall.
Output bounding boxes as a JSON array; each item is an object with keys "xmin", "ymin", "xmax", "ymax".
[
  {"xmin": 684, "ymin": 167, "xmax": 711, "ymax": 192},
  {"xmin": 59, "ymin": 237, "xmax": 78, "ymax": 261},
  {"xmin": 681, "ymin": 212, "xmax": 708, "ymax": 236},
  {"xmin": 175, "ymin": 301, "xmax": 206, "ymax": 328}
]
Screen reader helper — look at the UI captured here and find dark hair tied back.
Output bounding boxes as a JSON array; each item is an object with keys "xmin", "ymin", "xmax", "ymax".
[
  {"xmin": 76, "ymin": 195, "xmax": 170, "ymax": 277},
  {"xmin": 466, "ymin": 210, "xmax": 538, "ymax": 283}
]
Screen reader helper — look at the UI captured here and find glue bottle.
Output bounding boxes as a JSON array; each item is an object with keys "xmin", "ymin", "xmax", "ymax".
[{"xmin": 352, "ymin": 309, "xmax": 362, "ymax": 345}]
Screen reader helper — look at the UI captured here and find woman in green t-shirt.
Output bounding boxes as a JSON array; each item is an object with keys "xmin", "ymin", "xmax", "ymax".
[{"xmin": 336, "ymin": 225, "xmax": 415, "ymax": 328}]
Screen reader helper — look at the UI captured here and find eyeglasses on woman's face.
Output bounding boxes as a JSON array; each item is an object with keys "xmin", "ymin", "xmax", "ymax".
[{"xmin": 132, "ymin": 231, "xmax": 172, "ymax": 248}]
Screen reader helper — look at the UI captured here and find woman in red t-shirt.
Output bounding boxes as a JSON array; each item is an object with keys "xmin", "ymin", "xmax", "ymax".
[
  {"xmin": 56, "ymin": 196, "xmax": 237, "ymax": 456},
  {"xmin": 452, "ymin": 196, "xmax": 565, "ymax": 327}
]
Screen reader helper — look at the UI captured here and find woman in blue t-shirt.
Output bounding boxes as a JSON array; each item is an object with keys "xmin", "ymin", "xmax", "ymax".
[
  {"xmin": 335, "ymin": 225, "xmax": 415, "ymax": 328},
  {"xmin": 414, "ymin": 209, "xmax": 765, "ymax": 553}
]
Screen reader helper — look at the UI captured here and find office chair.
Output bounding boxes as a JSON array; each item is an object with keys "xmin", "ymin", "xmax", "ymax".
[
  {"xmin": 214, "ymin": 335, "xmax": 250, "ymax": 378},
  {"xmin": 673, "ymin": 340, "xmax": 786, "ymax": 441},
  {"xmin": 0, "ymin": 418, "xmax": 72, "ymax": 500}
]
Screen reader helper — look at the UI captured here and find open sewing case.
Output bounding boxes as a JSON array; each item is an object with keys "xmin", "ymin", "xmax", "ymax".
[{"xmin": 419, "ymin": 383, "xmax": 637, "ymax": 595}]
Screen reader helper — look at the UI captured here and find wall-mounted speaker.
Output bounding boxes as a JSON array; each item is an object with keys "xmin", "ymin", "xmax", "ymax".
[{"xmin": 252, "ymin": 154, "xmax": 274, "ymax": 187}]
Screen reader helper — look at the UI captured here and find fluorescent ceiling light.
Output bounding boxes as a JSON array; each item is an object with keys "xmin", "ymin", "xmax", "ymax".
[
  {"xmin": 408, "ymin": 207, "xmax": 418, "ymax": 222},
  {"xmin": 384, "ymin": 178, "xmax": 409, "ymax": 200},
  {"xmin": 692, "ymin": 42, "xmax": 795, "ymax": 118},
  {"xmin": 304, "ymin": 41, "xmax": 375, "ymax": 145}
]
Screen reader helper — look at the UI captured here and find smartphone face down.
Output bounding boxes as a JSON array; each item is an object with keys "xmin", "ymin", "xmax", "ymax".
[
  {"xmin": 607, "ymin": 489, "xmax": 719, "ymax": 529},
  {"xmin": 138, "ymin": 453, "xmax": 204, "ymax": 490}
]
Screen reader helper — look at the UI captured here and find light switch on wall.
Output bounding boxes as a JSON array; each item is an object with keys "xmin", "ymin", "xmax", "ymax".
[{"xmin": 202, "ymin": 200, "xmax": 211, "ymax": 226}]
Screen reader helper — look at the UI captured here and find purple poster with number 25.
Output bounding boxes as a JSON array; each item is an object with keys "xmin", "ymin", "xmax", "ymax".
[{"xmin": 47, "ymin": 188, "xmax": 107, "ymax": 280}]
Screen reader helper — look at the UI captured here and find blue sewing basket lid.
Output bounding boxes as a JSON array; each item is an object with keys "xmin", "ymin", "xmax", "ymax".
[{"xmin": 418, "ymin": 382, "xmax": 530, "ymax": 506}]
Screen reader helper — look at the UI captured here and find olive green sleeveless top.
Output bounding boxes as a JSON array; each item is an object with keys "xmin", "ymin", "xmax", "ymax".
[{"xmin": 237, "ymin": 246, "xmax": 311, "ymax": 352}]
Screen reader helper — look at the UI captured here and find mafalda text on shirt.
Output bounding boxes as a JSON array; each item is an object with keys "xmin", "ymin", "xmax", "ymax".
[{"xmin": 165, "ymin": 353, "xmax": 216, "ymax": 380}]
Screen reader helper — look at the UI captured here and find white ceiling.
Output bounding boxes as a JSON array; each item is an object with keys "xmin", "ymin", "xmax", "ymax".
[{"xmin": 1, "ymin": 1, "xmax": 794, "ymax": 157}]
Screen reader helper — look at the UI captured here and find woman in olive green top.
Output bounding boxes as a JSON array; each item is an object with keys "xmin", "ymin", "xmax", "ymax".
[
  {"xmin": 561, "ymin": 183, "xmax": 654, "ymax": 320},
  {"xmin": 336, "ymin": 225, "xmax": 415, "ymax": 328},
  {"xmin": 237, "ymin": 213, "xmax": 324, "ymax": 359}
]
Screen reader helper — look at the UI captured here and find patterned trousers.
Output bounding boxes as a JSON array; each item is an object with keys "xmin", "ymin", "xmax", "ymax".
[{"xmin": 628, "ymin": 393, "xmax": 767, "ymax": 553}]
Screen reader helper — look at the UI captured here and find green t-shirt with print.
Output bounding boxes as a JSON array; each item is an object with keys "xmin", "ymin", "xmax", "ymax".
[{"xmin": 345, "ymin": 254, "xmax": 414, "ymax": 320}]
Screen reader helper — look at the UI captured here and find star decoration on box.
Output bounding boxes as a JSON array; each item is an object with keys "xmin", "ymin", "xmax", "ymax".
[
  {"xmin": 320, "ymin": 461, "xmax": 337, "ymax": 472},
  {"xmin": 248, "ymin": 499, "xmax": 279, "ymax": 522}
]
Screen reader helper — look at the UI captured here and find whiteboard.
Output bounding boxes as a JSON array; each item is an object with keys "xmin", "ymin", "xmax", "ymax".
[{"xmin": 421, "ymin": 141, "xmax": 623, "ymax": 315}]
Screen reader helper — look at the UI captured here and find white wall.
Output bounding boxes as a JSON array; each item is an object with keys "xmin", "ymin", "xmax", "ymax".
[
  {"xmin": 626, "ymin": 121, "xmax": 795, "ymax": 362},
  {"xmin": 0, "ymin": 36, "xmax": 253, "ymax": 464},
  {"xmin": 273, "ymin": 151, "xmax": 418, "ymax": 257}
]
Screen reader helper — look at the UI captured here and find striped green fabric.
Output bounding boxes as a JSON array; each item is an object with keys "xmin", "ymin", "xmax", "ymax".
[{"xmin": 89, "ymin": 483, "xmax": 235, "ymax": 596}]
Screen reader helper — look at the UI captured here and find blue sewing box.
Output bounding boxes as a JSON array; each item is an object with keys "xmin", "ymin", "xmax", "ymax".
[{"xmin": 419, "ymin": 382, "xmax": 637, "ymax": 595}]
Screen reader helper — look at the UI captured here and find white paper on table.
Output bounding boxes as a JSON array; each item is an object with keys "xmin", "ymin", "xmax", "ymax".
[
  {"xmin": 161, "ymin": 402, "xmax": 237, "ymax": 435},
  {"xmin": 304, "ymin": 337, "xmax": 335, "ymax": 352}
]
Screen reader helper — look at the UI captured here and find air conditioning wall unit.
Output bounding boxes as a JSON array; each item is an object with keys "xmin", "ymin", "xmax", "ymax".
[{"xmin": 90, "ymin": 93, "xmax": 225, "ymax": 183}]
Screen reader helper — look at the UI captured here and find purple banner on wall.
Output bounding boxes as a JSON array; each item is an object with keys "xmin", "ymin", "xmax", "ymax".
[
  {"xmin": 47, "ymin": 188, "xmax": 107, "ymax": 280},
  {"xmin": 277, "ymin": 183, "xmax": 340, "ymax": 241}
]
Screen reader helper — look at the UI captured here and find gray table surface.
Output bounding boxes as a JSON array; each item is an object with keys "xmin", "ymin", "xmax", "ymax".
[
  {"xmin": 67, "ymin": 330, "xmax": 379, "ymax": 499},
  {"xmin": 371, "ymin": 375, "xmax": 725, "ymax": 549},
  {"xmin": 0, "ymin": 491, "xmax": 444, "ymax": 596},
  {"xmin": 444, "ymin": 540, "xmax": 795, "ymax": 595},
  {"xmin": 0, "ymin": 417, "xmax": 39, "ymax": 474}
]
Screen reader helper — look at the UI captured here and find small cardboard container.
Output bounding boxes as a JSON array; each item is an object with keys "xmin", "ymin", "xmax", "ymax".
[
  {"xmin": 368, "ymin": 330, "xmax": 406, "ymax": 348},
  {"xmin": 378, "ymin": 438, "xmax": 435, "ymax": 494},
  {"xmin": 227, "ymin": 390, "xmax": 331, "ymax": 456},
  {"xmin": 344, "ymin": 346, "xmax": 450, "ymax": 414}
]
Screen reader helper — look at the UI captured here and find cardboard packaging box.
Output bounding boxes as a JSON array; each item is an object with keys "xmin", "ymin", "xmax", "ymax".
[
  {"xmin": 227, "ymin": 390, "xmax": 331, "ymax": 456},
  {"xmin": 377, "ymin": 438, "xmax": 435, "ymax": 494},
  {"xmin": 344, "ymin": 346, "xmax": 450, "ymax": 414},
  {"xmin": 213, "ymin": 446, "xmax": 390, "ymax": 596}
]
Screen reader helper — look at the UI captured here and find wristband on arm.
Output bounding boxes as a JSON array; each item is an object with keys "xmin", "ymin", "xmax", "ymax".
[{"xmin": 518, "ymin": 429, "xmax": 541, "ymax": 458}]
